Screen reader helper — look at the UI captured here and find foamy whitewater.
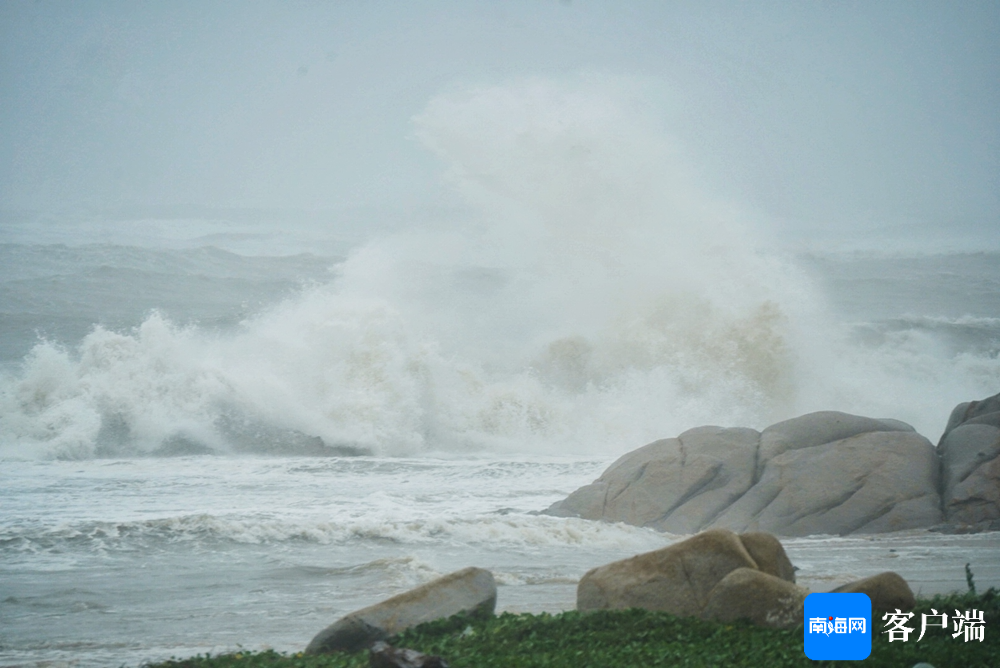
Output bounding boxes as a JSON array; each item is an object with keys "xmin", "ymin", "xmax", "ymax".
[{"xmin": 2, "ymin": 79, "xmax": 1000, "ymax": 667}]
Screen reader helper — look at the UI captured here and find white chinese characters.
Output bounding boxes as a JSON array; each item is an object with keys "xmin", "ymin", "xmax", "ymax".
[
  {"xmin": 882, "ymin": 610, "xmax": 915, "ymax": 642},
  {"xmin": 952, "ymin": 609, "xmax": 986, "ymax": 643},
  {"xmin": 881, "ymin": 609, "xmax": 986, "ymax": 643}
]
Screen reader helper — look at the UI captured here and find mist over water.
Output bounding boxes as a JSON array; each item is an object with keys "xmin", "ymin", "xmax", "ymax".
[{"xmin": 2, "ymin": 78, "xmax": 998, "ymax": 460}]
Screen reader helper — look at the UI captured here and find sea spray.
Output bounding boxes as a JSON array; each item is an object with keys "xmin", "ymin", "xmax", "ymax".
[{"xmin": 1, "ymin": 77, "xmax": 998, "ymax": 459}]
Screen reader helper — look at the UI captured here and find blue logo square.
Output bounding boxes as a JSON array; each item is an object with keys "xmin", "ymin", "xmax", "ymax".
[{"xmin": 804, "ymin": 592, "xmax": 872, "ymax": 660}]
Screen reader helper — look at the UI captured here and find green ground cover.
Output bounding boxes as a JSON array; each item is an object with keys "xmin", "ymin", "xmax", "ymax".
[{"xmin": 150, "ymin": 589, "xmax": 998, "ymax": 668}]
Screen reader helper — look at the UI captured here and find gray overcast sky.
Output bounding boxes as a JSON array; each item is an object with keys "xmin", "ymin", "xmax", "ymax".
[{"xmin": 1, "ymin": 1, "xmax": 997, "ymax": 246}]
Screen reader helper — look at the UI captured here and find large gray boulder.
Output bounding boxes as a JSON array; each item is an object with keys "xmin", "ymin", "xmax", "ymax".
[
  {"xmin": 713, "ymin": 428, "xmax": 941, "ymax": 535},
  {"xmin": 756, "ymin": 412, "xmax": 915, "ymax": 478},
  {"xmin": 546, "ymin": 426, "xmax": 759, "ymax": 534},
  {"xmin": 938, "ymin": 392, "xmax": 1000, "ymax": 530},
  {"xmin": 546, "ymin": 411, "xmax": 943, "ymax": 536},
  {"xmin": 576, "ymin": 529, "xmax": 795, "ymax": 615},
  {"xmin": 305, "ymin": 567, "xmax": 496, "ymax": 654}
]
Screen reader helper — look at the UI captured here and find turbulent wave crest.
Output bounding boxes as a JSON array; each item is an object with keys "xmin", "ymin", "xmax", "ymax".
[
  {"xmin": 1, "ymin": 513, "xmax": 670, "ymax": 555},
  {"xmin": 2, "ymin": 77, "xmax": 998, "ymax": 458}
]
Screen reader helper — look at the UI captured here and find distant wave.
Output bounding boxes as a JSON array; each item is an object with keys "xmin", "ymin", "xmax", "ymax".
[
  {"xmin": 0, "ymin": 512, "xmax": 671, "ymax": 553},
  {"xmin": 882, "ymin": 314, "xmax": 1000, "ymax": 329},
  {"xmin": 848, "ymin": 314, "xmax": 1000, "ymax": 358}
]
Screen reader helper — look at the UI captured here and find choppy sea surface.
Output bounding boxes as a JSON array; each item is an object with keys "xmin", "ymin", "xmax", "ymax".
[
  {"xmin": 2, "ymin": 453, "xmax": 999, "ymax": 668},
  {"xmin": 1, "ymin": 239, "xmax": 999, "ymax": 667}
]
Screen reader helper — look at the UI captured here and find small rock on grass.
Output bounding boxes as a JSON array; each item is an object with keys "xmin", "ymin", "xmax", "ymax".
[
  {"xmin": 369, "ymin": 642, "xmax": 449, "ymax": 668},
  {"xmin": 307, "ymin": 567, "xmax": 496, "ymax": 654}
]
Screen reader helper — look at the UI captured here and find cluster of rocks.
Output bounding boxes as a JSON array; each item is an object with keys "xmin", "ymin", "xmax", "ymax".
[
  {"xmin": 545, "ymin": 393, "xmax": 1000, "ymax": 536},
  {"xmin": 302, "ymin": 393, "xmax": 997, "ymax": 663},
  {"xmin": 577, "ymin": 529, "xmax": 806, "ymax": 628},
  {"xmin": 577, "ymin": 528, "xmax": 913, "ymax": 628},
  {"xmin": 304, "ymin": 530, "xmax": 916, "ymax": 662}
]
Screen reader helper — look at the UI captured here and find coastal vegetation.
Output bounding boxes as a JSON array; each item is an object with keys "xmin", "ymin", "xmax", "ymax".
[{"xmin": 149, "ymin": 588, "xmax": 998, "ymax": 668}]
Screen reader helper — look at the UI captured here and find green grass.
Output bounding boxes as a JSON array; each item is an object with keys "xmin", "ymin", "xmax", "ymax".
[{"xmin": 149, "ymin": 589, "xmax": 998, "ymax": 668}]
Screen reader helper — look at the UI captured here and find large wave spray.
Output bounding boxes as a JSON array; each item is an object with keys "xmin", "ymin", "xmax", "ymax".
[{"xmin": 2, "ymin": 77, "xmax": 997, "ymax": 458}]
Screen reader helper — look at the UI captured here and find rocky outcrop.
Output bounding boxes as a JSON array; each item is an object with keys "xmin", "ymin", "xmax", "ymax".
[
  {"xmin": 576, "ymin": 529, "xmax": 796, "ymax": 619},
  {"xmin": 830, "ymin": 571, "xmax": 915, "ymax": 612},
  {"xmin": 701, "ymin": 567, "xmax": 808, "ymax": 629},
  {"xmin": 306, "ymin": 567, "xmax": 496, "ymax": 654},
  {"xmin": 546, "ymin": 411, "xmax": 943, "ymax": 536},
  {"xmin": 938, "ymin": 392, "xmax": 1000, "ymax": 531}
]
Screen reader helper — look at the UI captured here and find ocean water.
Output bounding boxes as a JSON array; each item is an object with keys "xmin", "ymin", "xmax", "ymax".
[{"xmin": 3, "ymin": 82, "xmax": 1000, "ymax": 666}]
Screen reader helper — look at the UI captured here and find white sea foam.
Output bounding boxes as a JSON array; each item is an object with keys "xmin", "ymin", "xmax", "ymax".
[
  {"xmin": 1, "ymin": 511, "xmax": 671, "ymax": 556},
  {"xmin": 1, "ymin": 77, "xmax": 998, "ymax": 459}
]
